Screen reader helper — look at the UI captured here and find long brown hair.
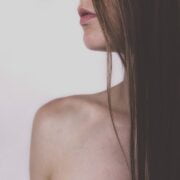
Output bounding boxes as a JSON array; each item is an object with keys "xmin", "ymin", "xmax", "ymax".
[{"xmin": 92, "ymin": 0, "xmax": 180, "ymax": 180}]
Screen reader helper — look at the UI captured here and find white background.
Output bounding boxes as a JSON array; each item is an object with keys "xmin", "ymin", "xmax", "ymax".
[{"xmin": 0, "ymin": 0, "xmax": 124, "ymax": 179}]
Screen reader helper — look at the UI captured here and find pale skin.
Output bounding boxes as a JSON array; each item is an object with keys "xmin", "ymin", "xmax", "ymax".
[{"xmin": 29, "ymin": 0, "xmax": 131, "ymax": 180}]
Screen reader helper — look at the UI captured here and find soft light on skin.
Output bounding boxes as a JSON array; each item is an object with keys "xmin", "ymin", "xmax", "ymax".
[
  {"xmin": 79, "ymin": 0, "xmax": 106, "ymax": 51},
  {"xmin": 78, "ymin": 0, "xmax": 130, "ymax": 115}
]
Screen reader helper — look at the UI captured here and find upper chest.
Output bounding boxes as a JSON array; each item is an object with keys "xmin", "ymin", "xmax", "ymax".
[{"xmin": 51, "ymin": 109, "xmax": 131, "ymax": 180}]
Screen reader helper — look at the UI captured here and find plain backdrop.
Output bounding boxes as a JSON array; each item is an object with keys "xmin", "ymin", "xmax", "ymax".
[{"xmin": 0, "ymin": 0, "xmax": 124, "ymax": 179}]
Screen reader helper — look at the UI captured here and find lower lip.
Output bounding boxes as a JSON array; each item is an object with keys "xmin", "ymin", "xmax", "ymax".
[{"xmin": 80, "ymin": 14, "xmax": 97, "ymax": 25}]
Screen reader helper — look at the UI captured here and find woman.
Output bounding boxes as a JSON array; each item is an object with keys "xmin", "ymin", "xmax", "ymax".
[{"xmin": 29, "ymin": 0, "xmax": 180, "ymax": 180}]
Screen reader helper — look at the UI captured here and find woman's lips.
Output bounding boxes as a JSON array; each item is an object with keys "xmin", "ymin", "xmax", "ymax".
[
  {"xmin": 80, "ymin": 14, "xmax": 97, "ymax": 25},
  {"xmin": 78, "ymin": 7, "xmax": 97, "ymax": 25}
]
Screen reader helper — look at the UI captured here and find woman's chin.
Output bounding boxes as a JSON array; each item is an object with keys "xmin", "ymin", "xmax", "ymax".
[
  {"xmin": 84, "ymin": 41, "xmax": 106, "ymax": 51},
  {"xmin": 83, "ymin": 33, "xmax": 106, "ymax": 51}
]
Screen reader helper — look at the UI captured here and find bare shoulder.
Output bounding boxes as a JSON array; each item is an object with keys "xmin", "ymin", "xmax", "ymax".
[
  {"xmin": 33, "ymin": 94, "xmax": 106, "ymax": 125},
  {"xmin": 29, "ymin": 94, "xmax": 107, "ymax": 180}
]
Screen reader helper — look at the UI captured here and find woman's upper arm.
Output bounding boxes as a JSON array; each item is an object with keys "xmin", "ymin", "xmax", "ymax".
[
  {"xmin": 29, "ymin": 102, "xmax": 67, "ymax": 180},
  {"xmin": 29, "ymin": 107, "xmax": 54, "ymax": 180},
  {"xmin": 29, "ymin": 97, "xmax": 82, "ymax": 180}
]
